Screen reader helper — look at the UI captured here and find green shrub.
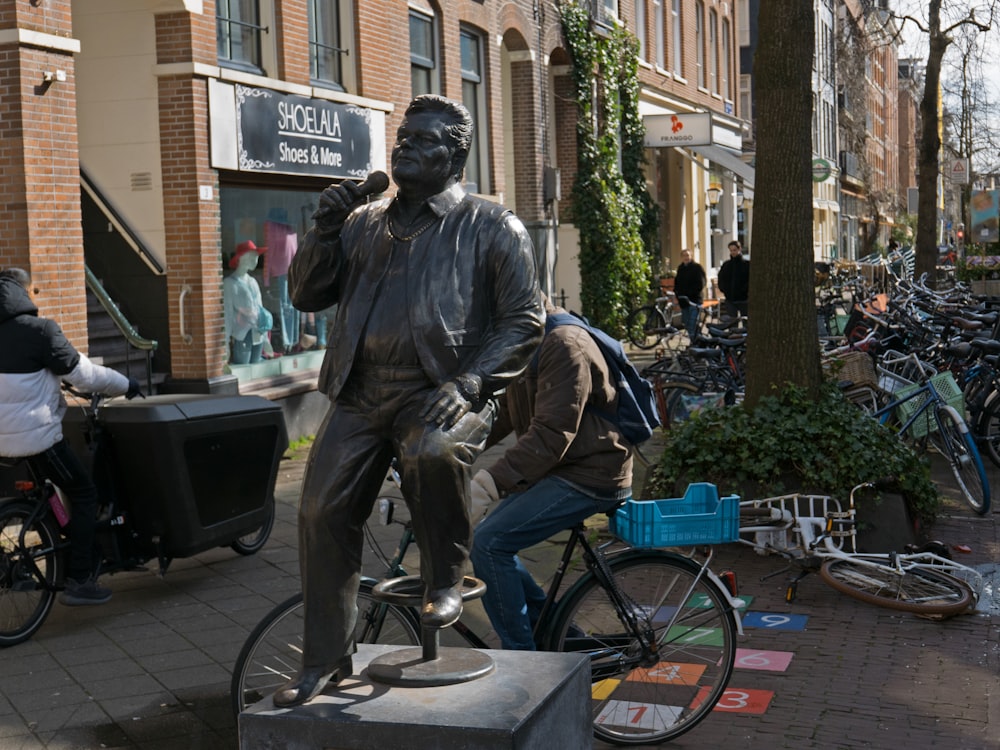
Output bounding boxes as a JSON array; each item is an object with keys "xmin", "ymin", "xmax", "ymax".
[{"xmin": 648, "ymin": 384, "xmax": 939, "ymax": 526}]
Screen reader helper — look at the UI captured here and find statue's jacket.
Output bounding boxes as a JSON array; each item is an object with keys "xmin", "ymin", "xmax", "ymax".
[{"xmin": 289, "ymin": 182, "xmax": 545, "ymax": 403}]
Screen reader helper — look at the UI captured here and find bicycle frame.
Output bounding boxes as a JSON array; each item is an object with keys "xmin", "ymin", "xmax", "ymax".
[
  {"xmin": 369, "ymin": 504, "xmax": 743, "ymax": 655},
  {"xmin": 873, "ymin": 378, "xmax": 947, "ymax": 436}
]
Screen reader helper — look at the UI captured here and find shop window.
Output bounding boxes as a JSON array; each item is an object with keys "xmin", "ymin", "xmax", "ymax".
[
  {"xmin": 217, "ymin": 0, "xmax": 265, "ymax": 74},
  {"xmin": 460, "ymin": 27, "xmax": 490, "ymax": 195},
  {"xmin": 410, "ymin": 10, "xmax": 438, "ymax": 96},
  {"xmin": 309, "ymin": 0, "xmax": 353, "ymax": 91},
  {"xmin": 219, "ymin": 185, "xmax": 334, "ymax": 381}
]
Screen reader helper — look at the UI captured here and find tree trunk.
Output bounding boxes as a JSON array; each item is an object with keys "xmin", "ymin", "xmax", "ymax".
[
  {"xmin": 744, "ymin": 0, "xmax": 822, "ymax": 406},
  {"xmin": 915, "ymin": 0, "xmax": 946, "ymax": 284}
]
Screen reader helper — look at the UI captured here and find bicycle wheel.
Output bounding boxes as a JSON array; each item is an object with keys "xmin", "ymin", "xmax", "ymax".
[
  {"xmin": 544, "ymin": 551, "xmax": 738, "ymax": 745},
  {"xmin": 819, "ymin": 558, "xmax": 975, "ymax": 616},
  {"xmin": 231, "ymin": 496, "xmax": 275, "ymax": 555},
  {"xmin": 230, "ymin": 585, "xmax": 420, "ymax": 714},
  {"xmin": 626, "ymin": 306, "xmax": 667, "ymax": 350},
  {"xmin": 934, "ymin": 406, "xmax": 991, "ymax": 515},
  {"xmin": 976, "ymin": 390, "xmax": 1000, "ymax": 469},
  {"xmin": 0, "ymin": 501, "xmax": 62, "ymax": 647}
]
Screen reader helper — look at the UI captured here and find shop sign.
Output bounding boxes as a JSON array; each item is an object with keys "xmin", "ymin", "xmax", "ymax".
[
  {"xmin": 234, "ymin": 85, "xmax": 375, "ymax": 179},
  {"xmin": 643, "ymin": 113, "xmax": 712, "ymax": 147},
  {"xmin": 811, "ymin": 158, "xmax": 832, "ymax": 183}
]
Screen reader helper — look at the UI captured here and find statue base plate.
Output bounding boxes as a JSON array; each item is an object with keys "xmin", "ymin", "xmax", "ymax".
[{"xmin": 367, "ymin": 645, "xmax": 495, "ymax": 687}]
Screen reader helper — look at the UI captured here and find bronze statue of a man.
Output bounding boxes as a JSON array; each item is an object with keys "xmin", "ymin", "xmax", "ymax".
[{"xmin": 274, "ymin": 94, "xmax": 544, "ymax": 707}]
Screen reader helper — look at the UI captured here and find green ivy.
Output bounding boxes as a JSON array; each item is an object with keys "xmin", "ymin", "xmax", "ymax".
[
  {"xmin": 560, "ymin": 2, "xmax": 658, "ymax": 335},
  {"xmin": 648, "ymin": 384, "xmax": 940, "ymax": 528}
]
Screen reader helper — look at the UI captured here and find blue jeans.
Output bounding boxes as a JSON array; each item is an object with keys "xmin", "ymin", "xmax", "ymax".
[
  {"xmin": 471, "ymin": 476, "xmax": 624, "ymax": 650},
  {"xmin": 681, "ymin": 303, "xmax": 701, "ymax": 339}
]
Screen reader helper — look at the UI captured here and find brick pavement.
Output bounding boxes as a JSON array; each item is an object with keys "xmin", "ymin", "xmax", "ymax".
[{"xmin": 0, "ymin": 436, "xmax": 997, "ymax": 749}]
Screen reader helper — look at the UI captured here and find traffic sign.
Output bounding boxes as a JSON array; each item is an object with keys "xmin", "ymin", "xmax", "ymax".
[{"xmin": 950, "ymin": 158, "xmax": 969, "ymax": 184}]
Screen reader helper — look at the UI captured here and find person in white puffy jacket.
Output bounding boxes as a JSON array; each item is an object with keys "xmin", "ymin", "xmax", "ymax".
[{"xmin": 0, "ymin": 269, "xmax": 141, "ymax": 605}]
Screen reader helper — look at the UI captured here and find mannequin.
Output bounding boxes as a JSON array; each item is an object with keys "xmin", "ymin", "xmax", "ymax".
[
  {"xmin": 224, "ymin": 241, "xmax": 269, "ymax": 364},
  {"xmin": 264, "ymin": 208, "xmax": 300, "ymax": 352}
]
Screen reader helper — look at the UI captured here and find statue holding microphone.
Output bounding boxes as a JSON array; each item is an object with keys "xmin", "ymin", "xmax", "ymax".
[{"xmin": 277, "ymin": 94, "xmax": 544, "ymax": 706}]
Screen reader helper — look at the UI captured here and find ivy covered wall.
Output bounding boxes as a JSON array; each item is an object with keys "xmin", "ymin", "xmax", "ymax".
[{"xmin": 559, "ymin": 1, "xmax": 658, "ymax": 334}]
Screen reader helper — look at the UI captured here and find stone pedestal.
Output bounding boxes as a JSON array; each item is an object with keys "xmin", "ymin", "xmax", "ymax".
[{"xmin": 239, "ymin": 643, "xmax": 591, "ymax": 750}]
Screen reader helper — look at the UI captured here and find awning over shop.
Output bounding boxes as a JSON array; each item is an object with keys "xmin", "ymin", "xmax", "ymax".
[{"xmin": 688, "ymin": 144, "xmax": 755, "ymax": 188}]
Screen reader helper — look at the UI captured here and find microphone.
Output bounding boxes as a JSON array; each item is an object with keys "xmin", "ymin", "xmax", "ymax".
[
  {"xmin": 355, "ymin": 170, "xmax": 390, "ymax": 197},
  {"xmin": 312, "ymin": 171, "xmax": 390, "ymax": 220}
]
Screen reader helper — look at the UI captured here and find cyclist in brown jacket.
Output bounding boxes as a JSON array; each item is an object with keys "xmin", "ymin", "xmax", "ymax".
[{"xmin": 470, "ymin": 295, "xmax": 632, "ymax": 649}]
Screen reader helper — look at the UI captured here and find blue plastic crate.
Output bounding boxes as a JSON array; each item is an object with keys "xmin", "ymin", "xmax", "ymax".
[{"xmin": 611, "ymin": 483, "xmax": 740, "ymax": 548}]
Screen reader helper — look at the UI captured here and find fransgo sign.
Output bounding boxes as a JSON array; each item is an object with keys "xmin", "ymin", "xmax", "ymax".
[
  {"xmin": 234, "ymin": 85, "xmax": 374, "ymax": 178},
  {"xmin": 643, "ymin": 113, "xmax": 713, "ymax": 148}
]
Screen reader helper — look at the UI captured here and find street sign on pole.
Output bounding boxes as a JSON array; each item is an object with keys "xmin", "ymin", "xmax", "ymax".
[{"xmin": 949, "ymin": 158, "xmax": 970, "ymax": 185}]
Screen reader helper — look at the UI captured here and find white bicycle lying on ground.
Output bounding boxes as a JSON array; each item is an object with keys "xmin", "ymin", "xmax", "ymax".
[{"xmin": 737, "ymin": 481, "xmax": 983, "ymax": 617}]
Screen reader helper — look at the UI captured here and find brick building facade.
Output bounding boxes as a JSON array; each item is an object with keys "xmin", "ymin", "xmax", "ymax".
[{"xmin": 0, "ymin": 0, "xmax": 748, "ymax": 437}]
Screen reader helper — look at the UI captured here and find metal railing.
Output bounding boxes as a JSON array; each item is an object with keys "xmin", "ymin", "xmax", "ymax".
[{"xmin": 85, "ymin": 266, "xmax": 157, "ymax": 393}]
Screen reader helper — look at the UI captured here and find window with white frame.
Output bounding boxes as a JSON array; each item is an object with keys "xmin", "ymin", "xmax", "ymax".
[
  {"xmin": 308, "ymin": 0, "xmax": 351, "ymax": 90},
  {"xmin": 653, "ymin": 0, "xmax": 664, "ymax": 69},
  {"xmin": 695, "ymin": 1, "xmax": 705, "ymax": 88},
  {"xmin": 636, "ymin": 0, "xmax": 647, "ymax": 61},
  {"xmin": 217, "ymin": 0, "xmax": 264, "ymax": 73},
  {"xmin": 721, "ymin": 17, "xmax": 731, "ymax": 100},
  {"xmin": 410, "ymin": 9, "xmax": 438, "ymax": 95},
  {"xmin": 709, "ymin": 9, "xmax": 718, "ymax": 93},
  {"xmin": 671, "ymin": 0, "xmax": 682, "ymax": 76},
  {"xmin": 602, "ymin": 0, "xmax": 619, "ymax": 26},
  {"xmin": 460, "ymin": 27, "xmax": 490, "ymax": 194}
]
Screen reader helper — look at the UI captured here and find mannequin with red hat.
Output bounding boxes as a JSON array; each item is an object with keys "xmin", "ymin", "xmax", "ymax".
[{"xmin": 224, "ymin": 241, "xmax": 270, "ymax": 364}]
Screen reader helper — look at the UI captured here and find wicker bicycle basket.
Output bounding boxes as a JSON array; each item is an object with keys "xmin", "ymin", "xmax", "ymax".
[{"xmin": 823, "ymin": 350, "xmax": 878, "ymax": 391}]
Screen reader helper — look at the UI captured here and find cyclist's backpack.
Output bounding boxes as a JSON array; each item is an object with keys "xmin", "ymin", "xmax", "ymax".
[{"xmin": 538, "ymin": 311, "xmax": 661, "ymax": 445}]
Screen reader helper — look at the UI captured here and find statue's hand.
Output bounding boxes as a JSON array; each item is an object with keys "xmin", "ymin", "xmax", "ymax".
[
  {"xmin": 421, "ymin": 380, "xmax": 471, "ymax": 430},
  {"xmin": 312, "ymin": 180, "xmax": 366, "ymax": 228}
]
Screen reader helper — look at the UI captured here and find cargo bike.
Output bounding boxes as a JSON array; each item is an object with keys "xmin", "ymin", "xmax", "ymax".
[{"xmin": 0, "ymin": 390, "xmax": 288, "ymax": 646}]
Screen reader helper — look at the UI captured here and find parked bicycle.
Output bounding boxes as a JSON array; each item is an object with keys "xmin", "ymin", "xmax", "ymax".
[
  {"xmin": 873, "ymin": 352, "xmax": 990, "ymax": 515},
  {"xmin": 737, "ymin": 481, "xmax": 982, "ymax": 617},
  {"xmin": 626, "ymin": 294, "xmax": 683, "ymax": 350},
  {"xmin": 0, "ymin": 390, "xmax": 281, "ymax": 647},
  {"xmin": 232, "ymin": 474, "xmax": 744, "ymax": 745}
]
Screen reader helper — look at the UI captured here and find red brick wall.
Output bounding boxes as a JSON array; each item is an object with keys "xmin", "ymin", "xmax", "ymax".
[
  {"xmin": 156, "ymin": 11, "xmax": 224, "ymax": 380},
  {"xmin": 553, "ymin": 69, "xmax": 579, "ymax": 221},
  {"xmin": 631, "ymin": 0, "xmax": 739, "ymax": 118},
  {"xmin": 275, "ymin": 0, "xmax": 309, "ymax": 84},
  {"xmin": 0, "ymin": 0, "xmax": 87, "ymax": 348}
]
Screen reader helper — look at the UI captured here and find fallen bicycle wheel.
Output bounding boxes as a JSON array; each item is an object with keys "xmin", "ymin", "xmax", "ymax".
[{"xmin": 819, "ymin": 558, "xmax": 975, "ymax": 616}]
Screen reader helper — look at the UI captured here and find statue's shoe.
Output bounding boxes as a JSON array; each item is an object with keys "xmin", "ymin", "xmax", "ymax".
[
  {"xmin": 421, "ymin": 586, "xmax": 463, "ymax": 628},
  {"xmin": 272, "ymin": 656, "xmax": 353, "ymax": 707}
]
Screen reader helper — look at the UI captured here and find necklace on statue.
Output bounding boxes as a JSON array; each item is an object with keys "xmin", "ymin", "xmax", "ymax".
[{"xmin": 387, "ymin": 202, "xmax": 438, "ymax": 241}]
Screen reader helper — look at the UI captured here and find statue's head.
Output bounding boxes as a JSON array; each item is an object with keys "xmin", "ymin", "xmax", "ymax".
[{"xmin": 392, "ymin": 95, "xmax": 473, "ymax": 194}]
